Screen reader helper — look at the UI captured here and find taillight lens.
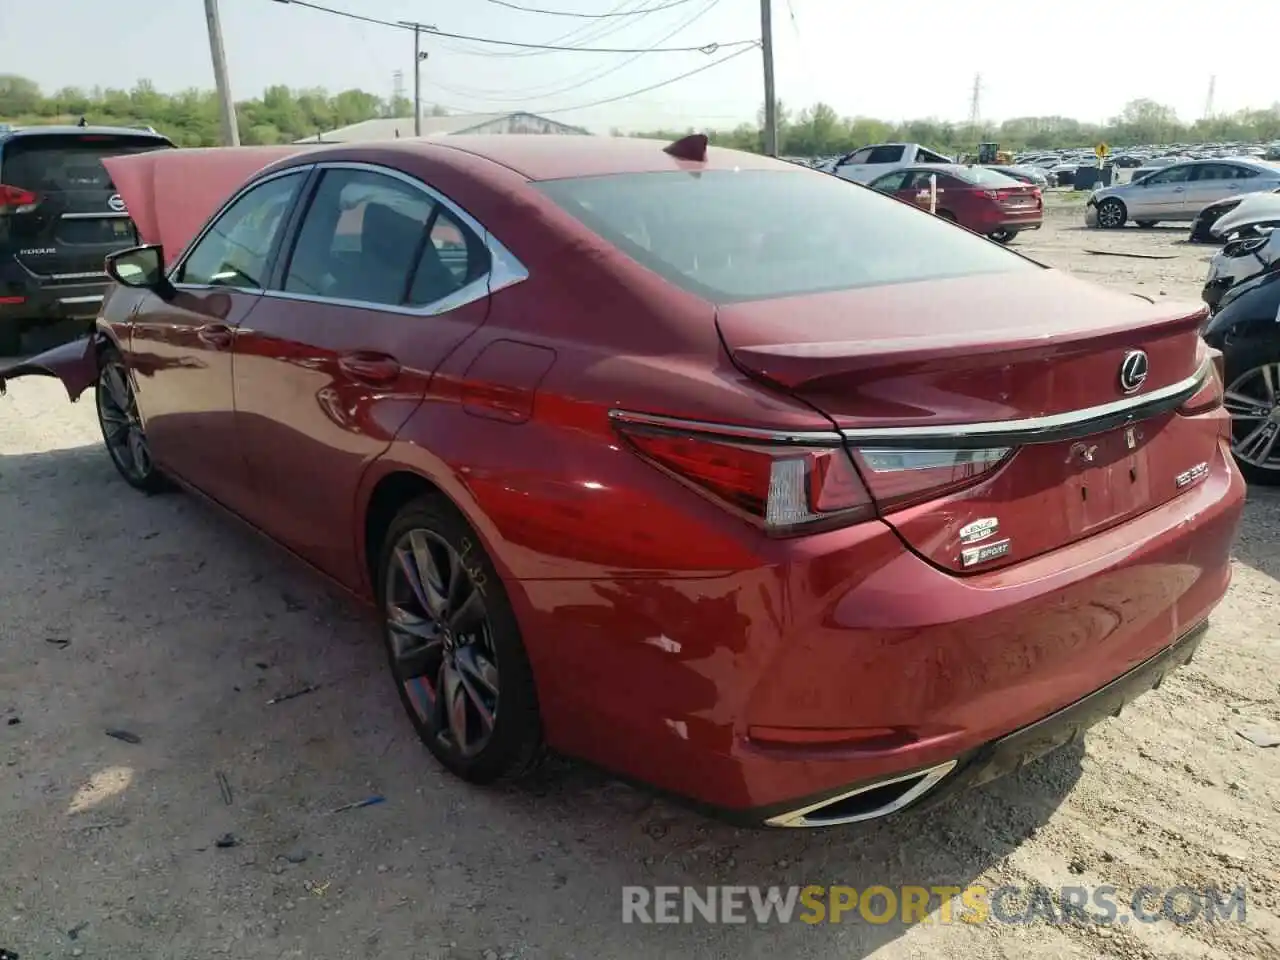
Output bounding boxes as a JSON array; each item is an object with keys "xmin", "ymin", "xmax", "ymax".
[
  {"xmin": 1179, "ymin": 352, "xmax": 1224, "ymax": 416},
  {"xmin": 0, "ymin": 183, "xmax": 39, "ymax": 215},
  {"xmin": 851, "ymin": 447, "xmax": 1011, "ymax": 512},
  {"xmin": 616, "ymin": 426, "xmax": 874, "ymax": 536}
]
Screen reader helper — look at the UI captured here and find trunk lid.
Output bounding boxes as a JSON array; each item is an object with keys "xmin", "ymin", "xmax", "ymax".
[
  {"xmin": 717, "ymin": 270, "xmax": 1217, "ymax": 573},
  {"xmin": 0, "ymin": 131, "xmax": 172, "ymax": 279}
]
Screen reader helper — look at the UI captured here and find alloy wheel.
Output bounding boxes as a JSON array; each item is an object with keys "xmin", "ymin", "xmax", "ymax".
[
  {"xmin": 385, "ymin": 528, "xmax": 500, "ymax": 759},
  {"xmin": 97, "ymin": 360, "xmax": 153, "ymax": 483},
  {"xmin": 1224, "ymin": 363, "xmax": 1280, "ymax": 471},
  {"xmin": 1097, "ymin": 199, "xmax": 1125, "ymax": 228}
]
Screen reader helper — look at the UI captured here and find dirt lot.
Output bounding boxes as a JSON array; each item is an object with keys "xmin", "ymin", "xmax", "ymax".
[{"xmin": 2, "ymin": 196, "xmax": 1279, "ymax": 960}]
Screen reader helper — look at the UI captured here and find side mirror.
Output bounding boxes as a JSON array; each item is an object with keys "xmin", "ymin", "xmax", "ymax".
[{"xmin": 106, "ymin": 244, "xmax": 167, "ymax": 291}]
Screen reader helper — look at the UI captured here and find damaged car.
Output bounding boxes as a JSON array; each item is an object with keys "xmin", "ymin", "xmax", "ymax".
[
  {"xmin": 0, "ymin": 136, "xmax": 1245, "ymax": 827},
  {"xmin": 1188, "ymin": 187, "xmax": 1280, "ymax": 244}
]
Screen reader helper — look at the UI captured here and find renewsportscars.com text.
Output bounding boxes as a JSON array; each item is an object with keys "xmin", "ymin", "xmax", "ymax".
[{"xmin": 621, "ymin": 884, "xmax": 1247, "ymax": 926}]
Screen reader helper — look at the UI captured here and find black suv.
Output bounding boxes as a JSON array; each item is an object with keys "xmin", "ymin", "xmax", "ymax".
[{"xmin": 0, "ymin": 124, "xmax": 175, "ymax": 355}]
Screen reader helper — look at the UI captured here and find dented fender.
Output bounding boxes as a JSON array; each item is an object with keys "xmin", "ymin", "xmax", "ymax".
[{"xmin": 0, "ymin": 333, "xmax": 103, "ymax": 402}]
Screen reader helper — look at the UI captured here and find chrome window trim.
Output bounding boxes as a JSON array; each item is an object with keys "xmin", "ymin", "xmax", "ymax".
[
  {"xmin": 609, "ymin": 358, "xmax": 1211, "ymax": 451},
  {"xmin": 170, "ymin": 159, "xmax": 529, "ymax": 313},
  {"xmin": 61, "ymin": 211, "xmax": 129, "ymax": 221}
]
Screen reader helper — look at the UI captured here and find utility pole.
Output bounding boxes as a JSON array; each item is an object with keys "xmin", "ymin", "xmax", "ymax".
[
  {"xmin": 1204, "ymin": 75, "xmax": 1216, "ymax": 120},
  {"xmin": 397, "ymin": 21, "xmax": 436, "ymax": 136},
  {"xmin": 204, "ymin": 0, "xmax": 240, "ymax": 146},
  {"xmin": 760, "ymin": 0, "xmax": 777, "ymax": 156}
]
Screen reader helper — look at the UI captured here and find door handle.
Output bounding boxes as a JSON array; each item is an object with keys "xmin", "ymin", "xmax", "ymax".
[
  {"xmin": 338, "ymin": 352, "xmax": 401, "ymax": 386},
  {"xmin": 1172, "ymin": 187, "xmax": 1185, "ymax": 193},
  {"xmin": 198, "ymin": 323, "xmax": 233, "ymax": 347}
]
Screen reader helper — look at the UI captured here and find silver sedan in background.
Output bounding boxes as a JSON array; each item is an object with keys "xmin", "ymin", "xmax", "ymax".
[{"xmin": 1086, "ymin": 158, "xmax": 1280, "ymax": 228}]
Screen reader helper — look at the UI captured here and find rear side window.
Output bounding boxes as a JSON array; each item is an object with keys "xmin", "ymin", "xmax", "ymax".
[
  {"xmin": 537, "ymin": 170, "xmax": 1033, "ymax": 304},
  {"xmin": 866, "ymin": 145, "xmax": 905, "ymax": 164},
  {"xmin": 0, "ymin": 134, "xmax": 171, "ymax": 193},
  {"xmin": 283, "ymin": 168, "xmax": 489, "ymax": 307}
]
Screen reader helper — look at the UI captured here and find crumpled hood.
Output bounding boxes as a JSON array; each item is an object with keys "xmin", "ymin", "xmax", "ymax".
[
  {"xmin": 103, "ymin": 145, "xmax": 315, "ymax": 265},
  {"xmin": 1211, "ymin": 191, "xmax": 1280, "ymax": 238}
]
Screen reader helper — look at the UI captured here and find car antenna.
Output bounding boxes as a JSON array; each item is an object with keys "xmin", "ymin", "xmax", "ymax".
[{"xmin": 664, "ymin": 133, "xmax": 708, "ymax": 162}]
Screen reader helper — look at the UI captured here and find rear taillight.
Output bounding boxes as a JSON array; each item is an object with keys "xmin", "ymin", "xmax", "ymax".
[
  {"xmin": 1179, "ymin": 353, "xmax": 1224, "ymax": 416},
  {"xmin": 614, "ymin": 418, "xmax": 1015, "ymax": 534},
  {"xmin": 0, "ymin": 183, "xmax": 39, "ymax": 215},
  {"xmin": 615, "ymin": 425, "xmax": 874, "ymax": 536},
  {"xmin": 850, "ymin": 447, "xmax": 1011, "ymax": 512}
]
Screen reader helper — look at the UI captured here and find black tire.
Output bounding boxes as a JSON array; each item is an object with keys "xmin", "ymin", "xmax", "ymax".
[
  {"xmin": 95, "ymin": 347, "xmax": 169, "ymax": 493},
  {"xmin": 937, "ymin": 210, "xmax": 958, "ymax": 223},
  {"xmin": 0, "ymin": 319, "xmax": 21, "ymax": 357},
  {"xmin": 1222, "ymin": 337, "xmax": 1280, "ymax": 485},
  {"xmin": 1096, "ymin": 198, "xmax": 1126, "ymax": 229},
  {"xmin": 989, "ymin": 229, "xmax": 1018, "ymax": 244},
  {"xmin": 1135, "ymin": 220, "xmax": 1156, "ymax": 229},
  {"xmin": 376, "ymin": 494, "xmax": 544, "ymax": 784}
]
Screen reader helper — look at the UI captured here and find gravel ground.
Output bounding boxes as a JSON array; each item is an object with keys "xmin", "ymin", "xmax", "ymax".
[{"xmin": 2, "ymin": 197, "xmax": 1278, "ymax": 960}]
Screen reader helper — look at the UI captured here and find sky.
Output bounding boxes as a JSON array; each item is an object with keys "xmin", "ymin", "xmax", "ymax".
[{"xmin": 0, "ymin": 0, "xmax": 1273, "ymax": 134}]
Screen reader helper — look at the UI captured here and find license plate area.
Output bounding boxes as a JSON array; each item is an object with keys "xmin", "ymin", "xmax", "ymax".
[{"xmin": 1063, "ymin": 425, "xmax": 1153, "ymax": 536}]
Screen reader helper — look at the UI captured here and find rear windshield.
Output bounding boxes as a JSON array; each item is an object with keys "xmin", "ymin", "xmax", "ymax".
[
  {"xmin": 0, "ymin": 134, "xmax": 171, "ymax": 192},
  {"xmin": 959, "ymin": 166, "xmax": 1022, "ymax": 186},
  {"xmin": 537, "ymin": 170, "xmax": 1034, "ymax": 303}
]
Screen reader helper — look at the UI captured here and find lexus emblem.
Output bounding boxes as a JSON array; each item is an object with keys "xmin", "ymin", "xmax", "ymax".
[
  {"xmin": 107, "ymin": 193, "xmax": 126, "ymax": 213},
  {"xmin": 1119, "ymin": 350, "xmax": 1148, "ymax": 394}
]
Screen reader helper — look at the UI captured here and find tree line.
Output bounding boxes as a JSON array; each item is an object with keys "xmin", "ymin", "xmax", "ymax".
[{"xmin": 3, "ymin": 74, "xmax": 1280, "ymax": 154}]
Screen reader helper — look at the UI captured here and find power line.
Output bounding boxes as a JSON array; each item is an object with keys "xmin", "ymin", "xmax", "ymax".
[
  {"xmin": 439, "ymin": 0, "xmax": 670, "ymax": 59},
  {"xmin": 432, "ymin": 0, "xmax": 724, "ymax": 103},
  {"xmin": 437, "ymin": 0, "xmax": 666, "ymax": 60},
  {"xmin": 478, "ymin": 0, "xmax": 697, "ymax": 16},
  {"xmin": 272, "ymin": 0, "xmax": 751, "ymax": 53},
  {"xmin": 435, "ymin": 41, "xmax": 758, "ymax": 117}
]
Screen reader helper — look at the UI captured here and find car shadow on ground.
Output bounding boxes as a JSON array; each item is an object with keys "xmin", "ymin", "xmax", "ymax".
[
  {"xmin": 0, "ymin": 441, "xmax": 1086, "ymax": 959},
  {"xmin": 1231, "ymin": 487, "xmax": 1280, "ymax": 583}
]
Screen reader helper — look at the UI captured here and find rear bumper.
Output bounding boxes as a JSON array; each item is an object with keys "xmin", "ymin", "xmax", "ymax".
[
  {"xmin": 760, "ymin": 619, "xmax": 1207, "ymax": 827},
  {"xmin": 0, "ymin": 260, "xmax": 108, "ymax": 323},
  {"xmin": 518, "ymin": 437, "xmax": 1245, "ymax": 820}
]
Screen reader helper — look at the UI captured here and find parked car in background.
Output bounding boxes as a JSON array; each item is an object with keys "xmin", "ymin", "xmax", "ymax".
[
  {"xmin": 816, "ymin": 142, "xmax": 951, "ymax": 184},
  {"xmin": 1086, "ymin": 158, "xmax": 1280, "ymax": 229},
  {"xmin": 0, "ymin": 135, "xmax": 1243, "ymax": 828},
  {"xmin": 0, "ymin": 124, "xmax": 175, "ymax": 354},
  {"xmin": 868, "ymin": 163, "xmax": 1042, "ymax": 243}
]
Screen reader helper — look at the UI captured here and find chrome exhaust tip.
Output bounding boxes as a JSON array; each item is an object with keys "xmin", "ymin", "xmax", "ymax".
[{"xmin": 764, "ymin": 759, "xmax": 957, "ymax": 828}]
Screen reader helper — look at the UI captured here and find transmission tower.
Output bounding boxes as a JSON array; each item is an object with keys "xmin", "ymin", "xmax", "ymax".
[
  {"xmin": 968, "ymin": 74, "xmax": 982, "ymax": 129},
  {"xmin": 1203, "ymin": 75, "xmax": 1216, "ymax": 119}
]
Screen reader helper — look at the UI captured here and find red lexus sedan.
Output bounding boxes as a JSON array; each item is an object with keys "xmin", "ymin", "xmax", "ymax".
[
  {"xmin": 867, "ymin": 163, "xmax": 1043, "ymax": 243},
  {"xmin": 0, "ymin": 135, "xmax": 1243, "ymax": 828}
]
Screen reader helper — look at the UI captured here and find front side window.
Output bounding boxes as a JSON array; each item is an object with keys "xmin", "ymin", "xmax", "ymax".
[
  {"xmin": 283, "ymin": 167, "xmax": 488, "ymax": 307},
  {"xmin": 178, "ymin": 172, "xmax": 304, "ymax": 288},
  {"xmin": 1145, "ymin": 165, "xmax": 1192, "ymax": 185},
  {"xmin": 538, "ymin": 169, "xmax": 1034, "ymax": 304}
]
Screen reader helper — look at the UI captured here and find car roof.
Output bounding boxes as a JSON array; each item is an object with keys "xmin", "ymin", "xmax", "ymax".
[
  {"xmin": 399, "ymin": 134, "xmax": 788, "ymax": 181},
  {"xmin": 0, "ymin": 124, "xmax": 172, "ymax": 143}
]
